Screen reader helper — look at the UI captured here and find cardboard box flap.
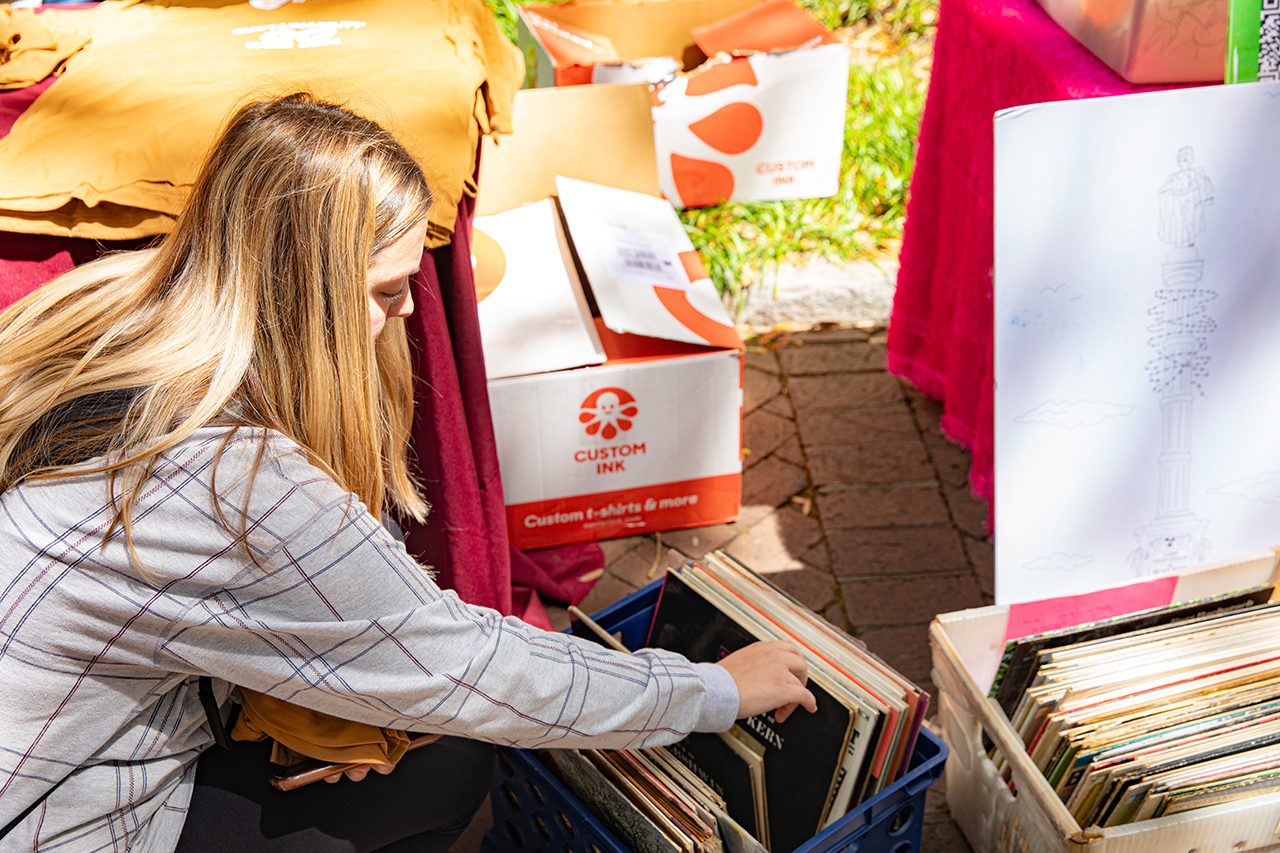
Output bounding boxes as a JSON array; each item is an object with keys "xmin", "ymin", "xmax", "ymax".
[
  {"xmin": 689, "ymin": 0, "xmax": 841, "ymax": 55},
  {"xmin": 555, "ymin": 176, "xmax": 742, "ymax": 350},
  {"xmin": 520, "ymin": 0, "xmax": 758, "ymax": 63},
  {"xmin": 474, "ymin": 198, "xmax": 606, "ymax": 379},
  {"xmin": 518, "ymin": 8, "xmax": 620, "ymax": 66},
  {"xmin": 476, "ymin": 85, "xmax": 659, "ymax": 217}
]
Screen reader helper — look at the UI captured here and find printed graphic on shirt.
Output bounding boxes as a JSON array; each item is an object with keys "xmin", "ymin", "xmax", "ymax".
[
  {"xmin": 233, "ymin": 20, "xmax": 366, "ymax": 49},
  {"xmin": 248, "ymin": 0, "xmax": 305, "ymax": 11}
]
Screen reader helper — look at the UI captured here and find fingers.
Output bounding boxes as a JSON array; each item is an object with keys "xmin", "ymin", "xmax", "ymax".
[
  {"xmin": 772, "ymin": 680, "xmax": 818, "ymax": 722},
  {"xmin": 324, "ymin": 764, "xmax": 375, "ymax": 783},
  {"xmin": 716, "ymin": 640, "xmax": 818, "ymax": 721}
]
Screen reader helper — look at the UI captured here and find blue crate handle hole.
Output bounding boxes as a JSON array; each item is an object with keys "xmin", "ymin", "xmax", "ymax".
[
  {"xmin": 533, "ymin": 814, "xmax": 553, "ymax": 843},
  {"xmin": 887, "ymin": 804, "xmax": 915, "ymax": 836},
  {"xmin": 500, "ymin": 783, "xmax": 522, "ymax": 814}
]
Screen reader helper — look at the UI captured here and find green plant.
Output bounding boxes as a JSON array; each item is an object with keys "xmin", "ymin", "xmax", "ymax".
[{"xmin": 486, "ymin": 0, "xmax": 522, "ymax": 44}]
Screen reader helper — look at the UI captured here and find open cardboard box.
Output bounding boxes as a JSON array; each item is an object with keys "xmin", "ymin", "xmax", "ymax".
[
  {"xmin": 930, "ymin": 549, "xmax": 1280, "ymax": 852},
  {"xmin": 475, "ymin": 84, "xmax": 745, "ymax": 550},
  {"xmin": 515, "ymin": 0, "xmax": 850, "ymax": 208}
]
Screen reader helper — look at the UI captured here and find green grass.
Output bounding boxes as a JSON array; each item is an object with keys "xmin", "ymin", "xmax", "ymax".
[{"xmin": 484, "ymin": 0, "xmax": 936, "ymax": 307}]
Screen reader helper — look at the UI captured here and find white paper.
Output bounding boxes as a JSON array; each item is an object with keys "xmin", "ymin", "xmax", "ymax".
[
  {"xmin": 591, "ymin": 56, "xmax": 682, "ymax": 86},
  {"xmin": 554, "ymin": 176, "xmax": 737, "ymax": 347},
  {"xmin": 994, "ymin": 81, "xmax": 1280, "ymax": 605},
  {"xmin": 603, "ymin": 225, "xmax": 686, "ymax": 289}
]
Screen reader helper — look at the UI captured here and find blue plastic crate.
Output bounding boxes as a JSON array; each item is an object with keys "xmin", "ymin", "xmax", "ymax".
[{"xmin": 485, "ymin": 580, "xmax": 949, "ymax": 853}]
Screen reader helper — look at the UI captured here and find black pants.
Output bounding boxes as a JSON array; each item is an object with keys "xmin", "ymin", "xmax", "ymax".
[{"xmin": 176, "ymin": 736, "xmax": 495, "ymax": 853}]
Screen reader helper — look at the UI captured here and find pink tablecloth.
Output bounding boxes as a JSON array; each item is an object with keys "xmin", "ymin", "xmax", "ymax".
[{"xmin": 887, "ymin": 0, "xmax": 1204, "ymax": 504}]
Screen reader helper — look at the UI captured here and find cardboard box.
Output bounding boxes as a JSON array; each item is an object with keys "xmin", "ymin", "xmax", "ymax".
[
  {"xmin": 475, "ymin": 84, "xmax": 745, "ymax": 550},
  {"xmin": 1033, "ymin": 0, "xmax": 1226, "ymax": 82},
  {"xmin": 930, "ymin": 550, "xmax": 1280, "ymax": 852},
  {"xmin": 516, "ymin": 0, "xmax": 850, "ymax": 208}
]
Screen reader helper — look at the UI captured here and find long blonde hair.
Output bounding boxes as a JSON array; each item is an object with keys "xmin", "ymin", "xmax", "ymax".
[{"xmin": 0, "ymin": 92, "xmax": 432, "ymax": 557}]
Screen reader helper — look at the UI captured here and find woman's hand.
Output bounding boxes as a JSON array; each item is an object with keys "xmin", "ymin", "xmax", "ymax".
[
  {"xmin": 715, "ymin": 640, "xmax": 817, "ymax": 723},
  {"xmin": 324, "ymin": 763, "xmax": 395, "ymax": 784}
]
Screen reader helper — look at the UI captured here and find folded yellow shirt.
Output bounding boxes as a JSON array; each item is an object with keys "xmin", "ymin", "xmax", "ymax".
[
  {"xmin": 232, "ymin": 687, "xmax": 414, "ymax": 768},
  {"xmin": 0, "ymin": 0, "xmax": 522, "ymax": 244},
  {"xmin": 0, "ymin": 6, "xmax": 91, "ymax": 89}
]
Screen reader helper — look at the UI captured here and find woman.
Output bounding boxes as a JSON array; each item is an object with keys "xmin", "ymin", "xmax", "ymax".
[{"xmin": 0, "ymin": 93, "xmax": 814, "ymax": 852}]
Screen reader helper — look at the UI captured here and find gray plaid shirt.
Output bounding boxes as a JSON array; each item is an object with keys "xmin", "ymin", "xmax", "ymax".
[{"xmin": 0, "ymin": 427, "xmax": 736, "ymax": 851}]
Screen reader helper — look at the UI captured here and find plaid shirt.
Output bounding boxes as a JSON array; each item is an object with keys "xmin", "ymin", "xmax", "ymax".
[{"xmin": 0, "ymin": 428, "xmax": 736, "ymax": 851}]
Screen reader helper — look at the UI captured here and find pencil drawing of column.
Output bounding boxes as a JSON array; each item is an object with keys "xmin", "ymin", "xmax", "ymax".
[{"xmin": 1131, "ymin": 147, "xmax": 1216, "ymax": 576}]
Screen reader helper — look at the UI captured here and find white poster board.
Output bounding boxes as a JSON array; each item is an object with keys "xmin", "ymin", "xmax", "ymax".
[{"xmin": 995, "ymin": 81, "xmax": 1280, "ymax": 605}]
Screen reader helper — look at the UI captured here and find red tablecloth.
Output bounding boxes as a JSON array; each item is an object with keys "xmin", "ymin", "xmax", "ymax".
[{"xmin": 887, "ymin": 0, "xmax": 1205, "ymax": 505}]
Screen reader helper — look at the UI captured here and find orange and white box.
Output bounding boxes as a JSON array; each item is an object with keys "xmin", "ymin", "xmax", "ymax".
[
  {"xmin": 474, "ymin": 85, "xmax": 745, "ymax": 549},
  {"xmin": 489, "ymin": 343, "xmax": 742, "ymax": 549},
  {"xmin": 516, "ymin": 0, "xmax": 850, "ymax": 208}
]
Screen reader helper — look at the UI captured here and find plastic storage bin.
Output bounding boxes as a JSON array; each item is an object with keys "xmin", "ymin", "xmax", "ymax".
[
  {"xmin": 930, "ymin": 549, "xmax": 1280, "ymax": 853},
  {"xmin": 485, "ymin": 579, "xmax": 949, "ymax": 853}
]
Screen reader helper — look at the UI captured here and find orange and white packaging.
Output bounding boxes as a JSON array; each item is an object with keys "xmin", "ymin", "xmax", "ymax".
[
  {"xmin": 516, "ymin": 0, "xmax": 851, "ymax": 208},
  {"xmin": 488, "ymin": 341, "xmax": 743, "ymax": 549},
  {"xmin": 652, "ymin": 46, "xmax": 849, "ymax": 207},
  {"xmin": 553, "ymin": 176, "xmax": 740, "ymax": 349},
  {"xmin": 473, "ymin": 198, "xmax": 605, "ymax": 380},
  {"xmin": 474, "ymin": 84, "xmax": 745, "ymax": 549}
]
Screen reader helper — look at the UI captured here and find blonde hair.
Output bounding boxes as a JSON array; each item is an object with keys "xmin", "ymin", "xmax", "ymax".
[{"xmin": 0, "ymin": 92, "xmax": 432, "ymax": 558}]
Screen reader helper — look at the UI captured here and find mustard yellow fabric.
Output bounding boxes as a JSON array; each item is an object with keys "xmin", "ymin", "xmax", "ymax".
[
  {"xmin": 232, "ymin": 687, "xmax": 414, "ymax": 768},
  {"xmin": 0, "ymin": 0, "xmax": 522, "ymax": 244},
  {"xmin": 0, "ymin": 6, "xmax": 91, "ymax": 89}
]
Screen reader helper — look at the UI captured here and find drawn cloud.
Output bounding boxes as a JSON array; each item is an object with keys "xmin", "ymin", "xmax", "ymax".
[
  {"xmin": 1014, "ymin": 399, "xmax": 1134, "ymax": 429},
  {"xmin": 1206, "ymin": 471, "xmax": 1280, "ymax": 506},
  {"xmin": 1023, "ymin": 553, "xmax": 1095, "ymax": 572}
]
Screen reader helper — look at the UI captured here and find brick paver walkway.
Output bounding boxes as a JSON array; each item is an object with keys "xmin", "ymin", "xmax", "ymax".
[{"xmin": 456, "ymin": 324, "xmax": 990, "ymax": 853}]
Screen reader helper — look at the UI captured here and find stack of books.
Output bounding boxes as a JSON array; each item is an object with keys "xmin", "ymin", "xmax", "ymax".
[
  {"xmin": 988, "ymin": 584, "xmax": 1280, "ymax": 827},
  {"xmin": 545, "ymin": 552, "xmax": 927, "ymax": 853}
]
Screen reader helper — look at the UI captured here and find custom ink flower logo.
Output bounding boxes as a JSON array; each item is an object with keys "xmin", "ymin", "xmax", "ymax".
[{"xmin": 579, "ymin": 387, "xmax": 638, "ymax": 440}]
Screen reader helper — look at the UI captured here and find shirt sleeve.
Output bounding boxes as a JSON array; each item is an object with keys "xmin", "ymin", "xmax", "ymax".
[{"xmin": 148, "ymin": 430, "xmax": 735, "ymax": 750}]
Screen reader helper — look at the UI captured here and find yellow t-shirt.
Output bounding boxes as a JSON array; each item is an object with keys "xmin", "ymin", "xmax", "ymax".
[{"xmin": 0, "ymin": 0, "xmax": 522, "ymax": 245}]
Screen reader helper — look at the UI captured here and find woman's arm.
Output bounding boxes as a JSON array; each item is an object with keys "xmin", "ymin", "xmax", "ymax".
[{"xmin": 148, "ymin": 429, "xmax": 742, "ymax": 750}]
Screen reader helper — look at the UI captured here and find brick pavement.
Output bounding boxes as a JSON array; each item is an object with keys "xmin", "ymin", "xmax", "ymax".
[{"xmin": 456, "ymin": 324, "xmax": 990, "ymax": 853}]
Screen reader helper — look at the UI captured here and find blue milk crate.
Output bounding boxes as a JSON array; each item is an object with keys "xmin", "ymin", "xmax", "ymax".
[{"xmin": 485, "ymin": 579, "xmax": 949, "ymax": 853}]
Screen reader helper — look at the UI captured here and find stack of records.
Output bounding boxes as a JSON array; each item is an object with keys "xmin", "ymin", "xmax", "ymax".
[
  {"xmin": 988, "ymin": 584, "xmax": 1280, "ymax": 826},
  {"xmin": 544, "ymin": 745, "xmax": 764, "ymax": 853},
  {"xmin": 547, "ymin": 552, "xmax": 926, "ymax": 853}
]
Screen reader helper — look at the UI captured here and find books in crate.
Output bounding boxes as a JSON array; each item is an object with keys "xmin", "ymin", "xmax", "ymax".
[
  {"xmin": 541, "ymin": 551, "xmax": 927, "ymax": 853},
  {"xmin": 988, "ymin": 583, "xmax": 1280, "ymax": 826}
]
